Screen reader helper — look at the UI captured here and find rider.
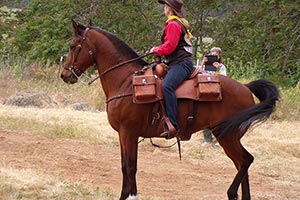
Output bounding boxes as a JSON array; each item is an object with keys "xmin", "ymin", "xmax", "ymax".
[{"xmin": 150, "ymin": 0, "xmax": 193, "ymax": 139}]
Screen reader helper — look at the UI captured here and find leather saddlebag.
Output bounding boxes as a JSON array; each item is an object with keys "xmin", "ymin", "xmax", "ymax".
[
  {"xmin": 133, "ymin": 75, "xmax": 157, "ymax": 103},
  {"xmin": 197, "ymin": 74, "xmax": 222, "ymax": 101}
]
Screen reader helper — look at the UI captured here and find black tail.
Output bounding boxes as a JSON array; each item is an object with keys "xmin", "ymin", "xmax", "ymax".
[{"xmin": 214, "ymin": 79, "xmax": 280, "ymax": 139}]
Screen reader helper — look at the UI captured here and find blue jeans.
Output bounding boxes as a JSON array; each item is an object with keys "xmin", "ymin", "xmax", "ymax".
[{"xmin": 163, "ymin": 59, "xmax": 194, "ymax": 131}]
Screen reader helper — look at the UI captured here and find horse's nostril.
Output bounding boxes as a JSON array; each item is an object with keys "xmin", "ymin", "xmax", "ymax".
[{"xmin": 60, "ymin": 74, "xmax": 64, "ymax": 79}]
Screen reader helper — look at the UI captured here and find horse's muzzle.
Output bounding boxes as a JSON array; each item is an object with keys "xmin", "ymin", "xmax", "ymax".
[{"xmin": 60, "ymin": 71, "xmax": 78, "ymax": 84}]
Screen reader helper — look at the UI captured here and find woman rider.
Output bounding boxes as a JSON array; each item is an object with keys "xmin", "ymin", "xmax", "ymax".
[{"xmin": 150, "ymin": 0, "xmax": 193, "ymax": 139}]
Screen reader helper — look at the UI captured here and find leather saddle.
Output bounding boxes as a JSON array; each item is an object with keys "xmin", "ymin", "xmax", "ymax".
[
  {"xmin": 132, "ymin": 64, "xmax": 222, "ymax": 140},
  {"xmin": 132, "ymin": 65, "xmax": 222, "ymax": 104}
]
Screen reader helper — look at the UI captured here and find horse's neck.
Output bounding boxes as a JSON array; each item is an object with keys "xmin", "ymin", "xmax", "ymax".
[{"xmin": 92, "ymin": 31, "xmax": 142, "ymax": 99}]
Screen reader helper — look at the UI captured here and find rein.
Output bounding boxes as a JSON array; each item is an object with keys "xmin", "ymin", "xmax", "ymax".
[
  {"xmin": 62, "ymin": 52, "xmax": 151, "ymax": 86},
  {"xmin": 138, "ymin": 138, "xmax": 182, "ymax": 160},
  {"xmin": 88, "ymin": 53, "xmax": 152, "ymax": 85},
  {"xmin": 63, "ymin": 27, "xmax": 151, "ymax": 86},
  {"xmin": 63, "ymin": 28, "xmax": 153, "ymax": 104}
]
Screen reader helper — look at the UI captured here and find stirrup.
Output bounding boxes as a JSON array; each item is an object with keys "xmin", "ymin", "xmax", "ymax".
[
  {"xmin": 160, "ymin": 117, "xmax": 177, "ymax": 139},
  {"xmin": 160, "ymin": 129, "xmax": 178, "ymax": 139}
]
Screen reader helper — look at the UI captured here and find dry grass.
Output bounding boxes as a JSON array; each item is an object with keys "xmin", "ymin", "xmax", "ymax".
[
  {"xmin": 1, "ymin": 107, "xmax": 300, "ymax": 179},
  {"xmin": 0, "ymin": 167, "xmax": 117, "ymax": 200},
  {"xmin": 0, "ymin": 66, "xmax": 107, "ymax": 111},
  {"xmin": 1, "ymin": 66, "xmax": 299, "ymax": 119},
  {"xmin": 0, "ymin": 105, "xmax": 299, "ymax": 199},
  {"xmin": 274, "ymin": 87, "xmax": 300, "ymax": 120},
  {"xmin": 0, "ymin": 66, "xmax": 299, "ymax": 199},
  {"xmin": 243, "ymin": 122, "xmax": 300, "ymax": 183},
  {"xmin": 0, "ymin": 104, "xmax": 118, "ymax": 145}
]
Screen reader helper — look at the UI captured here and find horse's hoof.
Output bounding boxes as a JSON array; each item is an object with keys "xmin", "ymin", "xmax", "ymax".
[{"xmin": 128, "ymin": 194, "xmax": 138, "ymax": 200}]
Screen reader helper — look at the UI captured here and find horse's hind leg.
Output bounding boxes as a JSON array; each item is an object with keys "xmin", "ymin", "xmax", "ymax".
[
  {"xmin": 118, "ymin": 131, "xmax": 139, "ymax": 200},
  {"xmin": 218, "ymin": 132, "xmax": 254, "ymax": 200},
  {"xmin": 240, "ymin": 147, "xmax": 254, "ymax": 200}
]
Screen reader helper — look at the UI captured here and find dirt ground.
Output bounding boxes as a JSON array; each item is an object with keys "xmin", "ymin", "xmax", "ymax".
[{"xmin": 0, "ymin": 128, "xmax": 299, "ymax": 200}]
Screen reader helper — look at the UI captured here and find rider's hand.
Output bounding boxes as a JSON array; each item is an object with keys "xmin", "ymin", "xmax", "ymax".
[
  {"xmin": 150, "ymin": 47, "xmax": 156, "ymax": 54},
  {"xmin": 150, "ymin": 47, "xmax": 161, "ymax": 63}
]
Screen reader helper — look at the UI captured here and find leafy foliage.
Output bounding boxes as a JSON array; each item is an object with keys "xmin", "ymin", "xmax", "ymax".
[
  {"xmin": 12, "ymin": 0, "xmax": 80, "ymax": 62},
  {"xmin": 0, "ymin": 0, "xmax": 299, "ymax": 86},
  {"xmin": 0, "ymin": 6, "xmax": 20, "ymax": 63},
  {"xmin": 2, "ymin": 0, "xmax": 163, "ymax": 63},
  {"xmin": 213, "ymin": 1, "xmax": 300, "ymax": 85}
]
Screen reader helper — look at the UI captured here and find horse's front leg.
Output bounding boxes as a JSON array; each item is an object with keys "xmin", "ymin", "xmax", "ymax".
[{"xmin": 118, "ymin": 131, "xmax": 139, "ymax": 200}]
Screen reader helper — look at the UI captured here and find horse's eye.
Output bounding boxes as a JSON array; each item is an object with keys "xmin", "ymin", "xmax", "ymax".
[{"xmin": 70, "ymin": 45, "xmax": 76, "ymax": 51}]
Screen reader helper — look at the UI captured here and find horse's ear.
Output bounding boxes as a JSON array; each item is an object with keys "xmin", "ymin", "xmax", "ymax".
[
  {"xmin": 72, "ymin": 20, "xmax": 86, "ymax": 36},
  {"xmin": 87, "ymin": 19, "xmax": 93, "ymax": 28},
  {"xmin": 72, "ymin": 19, "xmax": 79, "ymax": 34},
  {"xmin": 77, "ymin": 24, "xmax": 87, "ymax": 32}
]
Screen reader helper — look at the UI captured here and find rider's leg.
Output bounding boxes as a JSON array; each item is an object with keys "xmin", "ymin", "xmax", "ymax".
[{"xmin": 162, "ymin": 59, "xmax": 194, "ymax": 133}]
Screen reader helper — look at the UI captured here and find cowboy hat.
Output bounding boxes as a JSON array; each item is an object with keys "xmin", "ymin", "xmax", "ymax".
[{"xmin": 158, "ymin": 0, "xmax": 186, "ymax": 18}]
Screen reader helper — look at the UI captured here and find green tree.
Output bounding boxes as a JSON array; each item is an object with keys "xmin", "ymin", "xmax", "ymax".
[
  {"xmin": 2, "ymin": 0, "xmax": 299, "ymax": 86},
  {"xmin": 213, "ymin": 1, "xmax": 300, "ymax": 85},
  {"xmin": 12, "ymin": 0, "xmax": 82, "ymax": 62},
  {"xmin": 185, "ymin": 0, "xmax": 225, "ymax": 61},
  {"xmin": 9, "ymin": 0, "xmax": 162, "ymax": 63}
]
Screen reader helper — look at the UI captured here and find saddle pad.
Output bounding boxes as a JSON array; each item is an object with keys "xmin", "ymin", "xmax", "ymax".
[{"xmin": 175, "ymin": 79, "xmax": 199, "ymax": 100}]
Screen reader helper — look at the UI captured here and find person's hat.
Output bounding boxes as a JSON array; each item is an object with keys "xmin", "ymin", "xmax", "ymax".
[{"xmin": 158, "ymin": 0, "xmax": 186, "ymax": 18}]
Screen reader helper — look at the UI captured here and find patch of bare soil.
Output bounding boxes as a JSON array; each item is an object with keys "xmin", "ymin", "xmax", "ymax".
[{"xmin": 0, "ymin": 129, "xmax": 298, "ymax": 200}]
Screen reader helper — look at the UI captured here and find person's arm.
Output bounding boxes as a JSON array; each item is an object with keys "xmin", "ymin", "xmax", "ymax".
[
  {"xmin": 200, "ymin": 57, "xmax": 208, "ymax": 70},
  {"xmin": 151, "ymin": 21, "xmax": 182, "ymax": 56},
  {"xmin": 201, "ymin": 57, "xmax": 208, "ymax": 66}
]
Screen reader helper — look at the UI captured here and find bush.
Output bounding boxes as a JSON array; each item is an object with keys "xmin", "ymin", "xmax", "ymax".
[
  {"xmin": 273, "ymin": 86, "xmax": 300, "ymax": 120},
  {"xmin": 213, "ymin": 1, "xmax": 300, "ymax": 87},
  {"xmin": 5, "ymin": 0, "xmax": 162, "ymax": 64},
  {"xmin": 1, "ymin": 1, "xmax": 299, "ymax": 87}
]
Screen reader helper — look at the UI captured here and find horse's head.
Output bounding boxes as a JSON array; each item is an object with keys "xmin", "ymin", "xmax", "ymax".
[{"xmin": 61, "ymin": 20, "xmax": 95, "ymax": 84}]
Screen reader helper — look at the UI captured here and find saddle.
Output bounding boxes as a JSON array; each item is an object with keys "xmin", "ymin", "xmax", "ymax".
[
  {"xmin": 132, "ymin": 65, "xmax": 222, "ymax": 104},
  {"xmin": 132, "ymin": 64, "xmax": 222, "ymax": 140}
]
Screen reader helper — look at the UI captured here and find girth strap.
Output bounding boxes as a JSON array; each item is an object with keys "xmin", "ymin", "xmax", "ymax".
[
  {"xmin": 145, "ymin": 100, "xmax": 176, "ymax": 139},
  {"xmin": 146, "ymin": 102, "xmax": 161, "ymax": 138},
  {"xmin": 181, "ymin": 100, "xmax": 195, "ymax": 141}
]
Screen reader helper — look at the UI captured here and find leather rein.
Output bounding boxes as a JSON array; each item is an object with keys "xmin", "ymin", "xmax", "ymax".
[{"xmin": 63, "ymin": 28, "xmax": 152, "ymax": 103}]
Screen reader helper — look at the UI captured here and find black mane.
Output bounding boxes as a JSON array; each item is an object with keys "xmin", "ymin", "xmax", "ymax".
[{"xmin": 92, "ymin": 27, "xmax": 149, "ymax": 66}]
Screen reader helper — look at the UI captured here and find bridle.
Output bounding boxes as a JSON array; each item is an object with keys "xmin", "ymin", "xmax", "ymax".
[
  {"xmin": 63, "ymin": 28, "xmax": 96, "ymax": 85},
  {"xmin": 62, "ymin": 27, "xmax": 151, "ymax": 86}
]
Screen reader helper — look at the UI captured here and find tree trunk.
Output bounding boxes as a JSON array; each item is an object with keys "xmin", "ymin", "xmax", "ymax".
[{"xmin": 199, "ymin": 11, "xmax": 205, "ymax": 55}]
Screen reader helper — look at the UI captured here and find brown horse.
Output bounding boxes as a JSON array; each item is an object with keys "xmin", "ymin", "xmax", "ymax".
[{"xmin": 60, "ymin": 20, "xmax": 280, "ymax": 200}]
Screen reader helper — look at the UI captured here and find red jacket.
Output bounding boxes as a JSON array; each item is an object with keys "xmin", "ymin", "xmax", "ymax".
[{"xmin": 151, "ymin": 20, "xmax": 182, "ymax": 56}]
